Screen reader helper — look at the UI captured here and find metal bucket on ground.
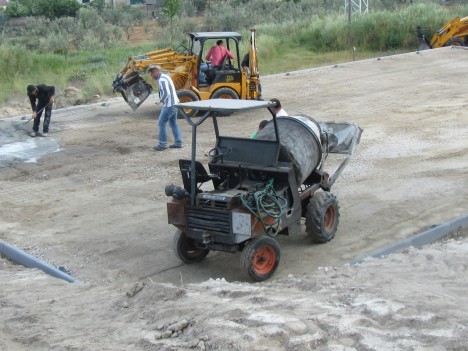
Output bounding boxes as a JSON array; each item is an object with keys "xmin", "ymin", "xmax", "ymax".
[{"xmin": 256, "ymin": 115, "xmax": 322, "ymax": 184}]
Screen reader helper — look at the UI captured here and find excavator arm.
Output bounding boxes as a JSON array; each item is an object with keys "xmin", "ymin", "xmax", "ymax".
[
  {"xmin": 418, "ymin": 16, "xmax": 468, "ymax": 50},
  {"xmin": 430, "ymin": 16, "xmax": 468, "ymax": 48},
  {"xmin": 247, "ymin": 28, "xmax": 261, "ymax": 100},
  {"xmin": 112, "ymin": 49, "xmax": 197, "ymax": 111}
]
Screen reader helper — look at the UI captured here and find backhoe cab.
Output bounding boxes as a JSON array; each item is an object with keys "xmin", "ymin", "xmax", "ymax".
[
  {"xmin": 112, "ymin": 30, "xmax": 261, "ymax": 115},
  {"xmin": 418, "ymin": 16, "xmax": 468, "ymax": 50}
]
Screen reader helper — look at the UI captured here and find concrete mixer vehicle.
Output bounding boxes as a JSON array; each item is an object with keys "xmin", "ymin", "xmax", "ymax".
[
  {"xmin": 417, "ymin": 16, "xmax": 468, "ymax": 50},
  {"xmin": 164, "ymin": 100, "xmax": 362, "ymax": 282},
  {"xmin": 112, "ymin": 29, "xmax": 262, "ymax": 116}
]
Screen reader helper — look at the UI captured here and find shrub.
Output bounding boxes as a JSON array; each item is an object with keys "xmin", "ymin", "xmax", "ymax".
[
  {"xmin": 0, "ymin": 44, "xmax": 33, "ymax": 81},
  {"xmin": 4, "ymin": 1, "xmax": 31, "ymax": 18},
  {"xmin": 179, "ymin": 17, "xmax": 201, "ymax": 34},
  {"xmin": 203, "ymin": 2, "xmax": 253, "ymax": 31},
  {"xmin": 42, "ymin": 32, "xmax": 69, "ymax": 54},
  {"xmin": 180, "ymin": 0, "xmax": 198, "ymax": 17},
  {"xmin": 78, "ymin": 7, "xmax": 103, "ymax": 30},
  {"xmin": 6, "ymin": 0, "xmax": 81, "ymax": 19},
  {"xmin": 88, "ymin": 0, "xmax": 107, "ymax": 14},
  {"xmin": 77, "ymin": 33, "xmax": 103, "ymax": 51},
  {"xmin": 49, "ymin": 17, "xmax": 79, "ymax": 34},
  {"xmin": 69, "ymin": 70, "xmax": 88, "ymax": 82},
  {"xmin": 21, "ymin": 16, "xmax": 51, "ymax": 38},
  {"xmin": 88, "ymin": 54, "xmax": 107, "ymax": 63},
  {"xmin": 190, "ymin": 0, "xmax": 209, "ymax": 14}
]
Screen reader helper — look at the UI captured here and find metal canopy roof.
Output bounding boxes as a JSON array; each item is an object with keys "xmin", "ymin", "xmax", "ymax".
[
  {"xmin": 174, "ymin": 99, "xmax": 275, "ymax": 112},
  {"xmin": 189, "ymin": 32, "xmax": 242, "ymax": 41}
]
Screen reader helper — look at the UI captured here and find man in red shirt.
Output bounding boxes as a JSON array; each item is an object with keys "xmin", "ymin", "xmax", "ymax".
[{"xmin": 205, "ymin": 40, "xmax": 235, "ymax": 67}]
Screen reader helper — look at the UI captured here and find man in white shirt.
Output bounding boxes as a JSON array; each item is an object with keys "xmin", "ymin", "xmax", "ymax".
[
  {"xmin": 148, "ymin": 65, "xmax": 183, "ymax": 151},
  {"xmin": 271, "ymin": 98, "xmax": 288, "ymax": 117}
]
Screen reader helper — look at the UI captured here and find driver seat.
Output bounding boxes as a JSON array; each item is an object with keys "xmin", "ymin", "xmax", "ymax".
[
  {"xmin": 205, "ymin": 68, "xmax": 216, "ymax": 85},
  {"xmin": 179, "ymin": 159, "xmax": 219, "ymax": 193}
]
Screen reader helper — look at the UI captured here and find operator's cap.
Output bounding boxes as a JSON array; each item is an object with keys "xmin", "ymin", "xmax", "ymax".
[{"xmin": 148, "ymin": 64, "xmax": 162, "ymax": 73}]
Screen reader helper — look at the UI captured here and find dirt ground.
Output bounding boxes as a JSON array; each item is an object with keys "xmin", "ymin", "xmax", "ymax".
[{"xmin": 0, "ymin": 47, "xmax": 467, "ymax": 350}]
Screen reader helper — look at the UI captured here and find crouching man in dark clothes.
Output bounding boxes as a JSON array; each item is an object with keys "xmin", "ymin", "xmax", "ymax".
[{"xmin": 27, "ymin": 84, "xmax": 55, "ymax": 137}]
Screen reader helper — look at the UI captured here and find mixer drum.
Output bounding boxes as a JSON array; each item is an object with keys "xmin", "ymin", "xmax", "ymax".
[{"xmin": 256, "ymin": 115, "xmax": 322, "ymax": 185}]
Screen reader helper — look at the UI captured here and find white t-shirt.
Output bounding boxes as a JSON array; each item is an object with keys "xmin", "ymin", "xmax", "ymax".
[{"xmin": 276, "ymin": 108, "xmax": 288, "ymax": 117}]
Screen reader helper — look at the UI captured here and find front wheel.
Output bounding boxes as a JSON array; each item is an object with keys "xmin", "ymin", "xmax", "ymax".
[
  {"xmin": 445, "ymin": 37, "xmax": 465, "ymax": 47},
  {"xmin": 177, "ymin": 89, "xmax": 199, "ymax": 119},
  {"xmin": 172, "ymin": 230, "xmax": 209, "ymax": 263},
  {"xmin": 211, "ymin": 87, "xmax": 239, "ymax": 100},
  {"xmin": 240, "ymin": 235, "xmax": 280, "ymax": 282},
  {"xmin": 305, "ymin": 192, "xmax": 340, "ymax": 243},
  {"xmin": 211, "ymin": 88, "xmax": 238, "ymax": 116}
]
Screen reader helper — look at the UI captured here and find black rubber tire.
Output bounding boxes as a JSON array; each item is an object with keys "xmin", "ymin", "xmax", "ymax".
[
  {"xmin": 211, "ymin": 88, "xmax": 238, "ymax": 116},
  {"xmin": 176, "ymin": 89, "xmax": 199, "ymax": 119},
  {"xmin": 305, "ymin": 192, "xmax": 340, "ymax": 243},
  {"xmin": 240, "ymin": 235, "xmax": 280, "ymax": 282},
  {"xmin": 172, "ymin": 230, "xmax": 209, "ymax": 263},
  {"xmin": 211, "ymin": 87, "xmax": 239, "ymax": 100},
  {"xmin": 445, "ymin": 37, "xmax": 465, "ymax": 47}
]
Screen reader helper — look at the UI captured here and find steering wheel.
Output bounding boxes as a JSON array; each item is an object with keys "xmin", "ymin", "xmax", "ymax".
[
  {"xmin": 219, "ymin": 55, "xmax": 233, "ymax": 70},
  {"xmin": 208, "ymin": 146, "xmax": 230, "ymax": 159}
]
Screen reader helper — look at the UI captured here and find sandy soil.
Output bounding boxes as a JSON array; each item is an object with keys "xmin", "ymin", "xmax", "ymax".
[{"xmin": 0, "ymin": 47, "xmax": 467, "ymax": 350}]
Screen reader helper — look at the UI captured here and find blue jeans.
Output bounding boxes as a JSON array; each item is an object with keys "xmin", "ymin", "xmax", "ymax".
[
  {"xmin": 199, "ymin": 63, "xmax": 208, "ymax": 84},
  {"xmin": 157, "ymin": 105, "xmax": 182, "ymax": 147}
]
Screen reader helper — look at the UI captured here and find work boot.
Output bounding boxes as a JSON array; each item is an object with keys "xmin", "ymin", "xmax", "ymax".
[{"xmin": 153, "ymin": 145, "xmax": 167, "ymax": 151}]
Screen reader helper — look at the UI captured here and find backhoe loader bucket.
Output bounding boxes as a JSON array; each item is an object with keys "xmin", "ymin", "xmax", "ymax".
[
  {"xmin": 416, "ymin": 26, "xmax": 431, "ymax": 51},
  {"xmin": 418, "ymin": 39, "xmax": 431, "ymax": 51},
  {"xmin": 112, "ymin": 72, "xmax": 153, "ymax": 111}
]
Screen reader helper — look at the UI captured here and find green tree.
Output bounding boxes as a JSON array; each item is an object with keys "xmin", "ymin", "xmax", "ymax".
[
  {"xmin": 35, "ymin": 0, "xmax": 81, "ymax": 19},
  {"xmin": 162, "ymin": 0, "xmax": 180, "ymax": 46}
]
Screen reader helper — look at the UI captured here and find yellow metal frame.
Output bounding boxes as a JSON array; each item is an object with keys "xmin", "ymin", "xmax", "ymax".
[
  {"xmin": 430, "ymin": 16, "xmax": 468, "ymax": 48},
  {"xmin": 118, "ymin": 29, "xmax": 261, "ymax": 107}
]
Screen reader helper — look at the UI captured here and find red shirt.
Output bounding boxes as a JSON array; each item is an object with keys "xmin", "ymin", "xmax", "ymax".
[{"xmin": 205, "ymin": 45, "xmax": 234, "ymax": 66}]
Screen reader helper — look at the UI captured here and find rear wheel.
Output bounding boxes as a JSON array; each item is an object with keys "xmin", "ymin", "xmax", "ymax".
[
  {"xmin": 177, "ymin": 89, "xmax": 199, "ymax": 118},
  {"xmin": 305, "ymin": 192, "xmax": 340, "ymax": 243},
  {"xmin": 211, "ymin": 88, "xmax": 238, "ymax": 116},
  {"xmin": 173, "ymin": 230, "xmax": 209, "ymax": 263},
  {"xmin": 445, "ymin": 37, "xmax": 465, "ymax": 47},
  {"xmin": 240, "ymin": 235, "xmax": 280, "ymax": 282}
]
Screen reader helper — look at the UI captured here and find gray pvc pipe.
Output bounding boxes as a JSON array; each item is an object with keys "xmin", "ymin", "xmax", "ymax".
[
  {"xmin": 0, "ymin": 239, "xmax": 78, "ymax": 283},
  {"xmin": 350, "ymin": 214, "xmax": 468, "ymax": 265},
  {"xmin": 2, "ymin": 215, "xmax": 466, "ymax": 282}
]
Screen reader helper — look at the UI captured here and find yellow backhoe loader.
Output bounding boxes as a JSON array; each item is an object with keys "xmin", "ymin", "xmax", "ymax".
[
  {"xmin": 418, "ymin": 16, "xmax": 468, "ymax": 50},
  {"xmin": 112, "ymin": 29, "xmax": 261, "ymax": 116}
]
